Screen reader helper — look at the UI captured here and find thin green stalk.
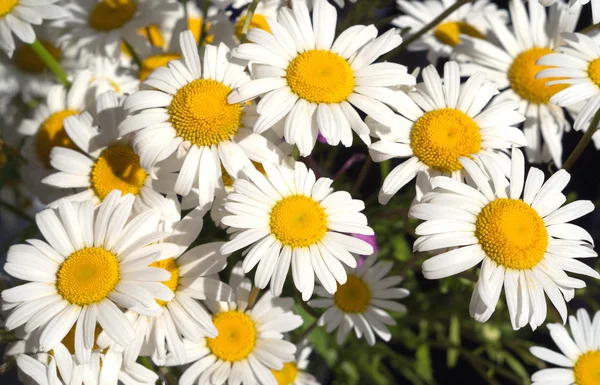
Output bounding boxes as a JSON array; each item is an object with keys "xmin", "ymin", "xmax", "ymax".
[
  {"xmin": 240, "ymin": 0, "xmax": 261, "ymax": 43},
  {"xmin": 29, "ymin": 40, "xmax": 70, "ymax": 88},
  {"xmin": 580, "ymin": 22, "xmax": 600, "ymax": 35},
  {"xmin": 296, "ymin": 317, "xmax": 319, "ymax": 344},
  {"xmin": 122, "ymin": 39, "xmax": 142, "ymax": 68},
  {"xmin": 182, "ymin": 0, "xmax": 189, "ymax": 23},
  {"xmin": 198, "ymin": 0, "xmax": 211, "ymax": 49},
  {"xmin": 352, "ymin": 156, "xmax": 373, "ymax": 194},
  {"xmin": 562, "ymin": 107, "xmax": 600, "ymax": 170}
]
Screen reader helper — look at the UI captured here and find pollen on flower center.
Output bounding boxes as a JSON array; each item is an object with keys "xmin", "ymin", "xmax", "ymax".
[
  {"xmin": 334, "ymin": 275, "xmax": 371, "ymax": 313},
  {"xmin": 573, "ymin": 351, "xmax": 600, "ymax": 385},
  {"xmin": 36, "ymin": 109, "xmax": 79, "ymax": 168},
  {"xmin": 476, "ymin": 198, "xmax": 548, "ymax": 270},
  {"xmin": 56, "ymin": 247, "xmax": 120, "ymax": 306},
  {"xmin": 269, "ymin": 195, "xmax": 328, "ymax": 248},
  {"xmin": 234, "ymin": 13, "xmax": 272, "ymax": 41},
  {"xmin": 139, "ymin": 53, "xmax": 182, "ymax": 81},
  {"xmin": 410, "ymin": 108, "xmax": 481, "ymax": 172},
  {"xmin": 206, "ymin": 310, "xmax": 257, "ymax": 362},
  {"xmin": 433, "ymin": 21, "xmax": 484, "ymax": 47},
  {"xmin": 286, "ymin": 50, "xmax": 355, "ymax": 104},
  {"xmin": 149, "ymin": 258, "xmax": 179, "ymax": 307},
  {"xmin": 271, "ymin": 362, "xmax": 300, "ymax": 385},
  {"xmin": 90, "ymin": 145, "xmax": 147, "ymax": 201},
  {"xmin": 587, "ymin": 58, "xmax": 600, "ymax": 88},
  {"xmin": 508, "ymin": 47, "xmax": 568, "ymax": 104},
  {"xmin": 168, "ymin": 79, "xmax": 243, "ymax": 147},
  {"xmin": 14, "ymin": 41, "xmax": 61, "ymax": 74},
  {"xmin": 0, "ymin": 0, "xmax": 18, "ymax": 17},
  {"xmin": 89, "ymin": 0, "xmax": 137, "ymax": 32}
]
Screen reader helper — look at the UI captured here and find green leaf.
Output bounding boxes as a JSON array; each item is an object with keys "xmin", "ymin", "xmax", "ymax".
[
  {"xmin": 415, "ymin": 344, "xmax": 434, "ymax": 382},
  {"xmin": 447, "ymin": 314, "xmax": 460, "ymax": 368},
  {"xmin": 503, "ymin": 351, "xmax": 530, "ymax": 384}
]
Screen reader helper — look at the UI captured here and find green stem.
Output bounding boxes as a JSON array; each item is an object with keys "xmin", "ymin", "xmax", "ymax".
[
  {"xmin": 562, "ymin": 107, "xmax": 600, "ymax": 170},
  {"xmin": 240, "ymin": 0, "xmax": 261, "ymax": 43},
  {"xmin": 182, "ymin": 0, "xmax": 189, "ymax": 23},
  {"xmin": 351, "ymin": 156, "xmax": 372, "ymax": 194},
  {"xmin": 29, "ymin": 40, "xmax": 70, "ymax": 88},
  {"xmin": 122, "ymin": 39, "xmax": 142, "ymax": 68},
  {"xmin": 198, "ymin": 0, "xmax": 211, "ymax": 49},
  {"xmin": 296, "ymin": 317, "xmax": 319, "ymax": 344},
  {"xmin": 580, "ymin": 22, "xmax": 600, "ymax": 35}
]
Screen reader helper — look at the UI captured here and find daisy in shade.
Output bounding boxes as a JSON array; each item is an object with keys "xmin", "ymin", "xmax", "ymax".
[
  {"xmin": 368, "ymin": 61, "xmax": 526, "ymax": 205},
  {"xmin": 392, "ymin": 0, "xmax": 507, "ymax": 64},
  {"xmin": 42, "ymin": 91, "xmax": 179, "ymax": 222},
  {"xmin": 529, "ymin": 308, "xmax": 600, "ymax": 385},
  {"xmin": 538, "ymin": 0, "xmax": 599, "ymax": 24},
  {"xmin": 455, "ymin": 0, "xmax": 580, "ymax": 167},
  {"xmin": 409, "ymin": 147, "xmax": 598, "ymax": 330},
  {"xmin": 119, "ymin": 30, "xmax": 285, "ymax": 211},
  {"xmin": 86, "ymin": 55, "xmax": 140, "ymax": 100},
  {"xmin": 308, "ymin": 253, "xmax": 409, "ymax": 346},
  {"xmin": 271, "ymin": 346, "xmax": 320, "ymax": 385},
  {"xmin": 170, "ymin": 264, "xmax": 303, "ymax": 385},
  {"xmin": 220, "ymin": 161, "xmax": 374, "ymax": 300},
  {"xmin": 228, "ymin": 0, "xmax": 416, "ymax": 156},
  {"xmin": 0, "ymin": 0, "xmax": 67, "ymax": 57},
  {"xmin": 1, "ymin": 191, "xmax": 177, "ymax": 362}
]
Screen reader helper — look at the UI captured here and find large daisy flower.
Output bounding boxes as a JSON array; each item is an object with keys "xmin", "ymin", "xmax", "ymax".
[
  {"xmin": 308, "ymin": 253, "xmax": 409, "ymax": 346},
  {"xmin": 368, "ymin": 61, "xmax": 526, "ymax": 205},
  {"xmin": 172, "ymin": 264, "xmax": 303, "ymax": 385},
  {"xmin": 409, "ymin": 148, "xmax": 598, "ymax": 330},
  {"xmin": 455, "ymin": 0, "xmax": 580, "ymax": 167},
  {"xmin": 1, "ymin": 191, "xmax": 177, "ymax": 361},
  {"xmin": 271, "ymin": 346, "xmax": 320, "ymax": 385},
  {"xmin": 220, "ymin": 161, "xmax": 374, "ymax": 300},
  {"xmin": 392, "ymin": 0, "xmax": 507, "ymax": 64},
  {"xmin": 228, "ymin": 0, "xmax": 416, "ymax": 156},
  {"xmin": 119, "ymin": 30, "xmax": 286, "ymax": 211},
  {"xmin": 529, "ymin": 308, "xmax": 600, "ymax": 385}
]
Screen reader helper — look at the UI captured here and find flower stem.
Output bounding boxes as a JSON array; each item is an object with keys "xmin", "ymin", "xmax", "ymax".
[
  {"xmin": 122, "ymin": 39, "xmax": 142, "ymax": 68},
  {"xmin": 580, "ymin": 22, "xmax": 600, "ymax": 35},
  {"xmin": 182, "ymin": 0, "xmax": 189, "ymax": 22},
  {"xmin": 352, "ymin": 156, "xmax": 372, "ymax": 194},
  {"xmin": 562, "ymin": 107, "xmax": 600, "ymax": 171},
  {"xmin": 29, "ymin": 40, "xmax": 70, "ymax": 88},
  {"xmin": 198, "ymin": 0, "xmax": 212, "ymax": 49},
  {"xmin": 240, "ymin": 0, "xmax": 261, "ymax": 43}
]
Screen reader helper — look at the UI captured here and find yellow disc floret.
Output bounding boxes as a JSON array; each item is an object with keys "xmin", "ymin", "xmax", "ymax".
[
  {"xmin": 574, "ymin": 351, "xmax": 600, "ymax": 385},
  {"xmin": 206, "ymin": 310, "xmax": 257, "ymax": 362},
  {"xmin": 149, "ymin": 258, "xmax": 179, "ymax": 306},
  {"xmin": 287, "ymin": 50, "xmax": 355, "ymax": 104},
  {"xmin": 168, "ymin": 79, "xmax": 243, "ymax": 147},
  {"xmin": 270, "ymin": 195, "xmax": 328, "ymax": 248},
  {"xmin": 139, "ymin": 53, "xmax": 182, "ymax": 81},
  {"xmin": 508, "ymin": 47, "xmax": 568, "ymax": 104},
  {"xmin": 271, "ymin": 362, "xmax": 300, "ymax": 385},
  {"xmin": 89, "ymin": 0, "xmax": 137, "ymax": 31},
  {"xmin": 234, "ymin": 13, "xmax": 272, "ymax": 41},
  {"xmin": 410, "ymin": 108, "xmax": 481, "ymax": 172},
  {"xmin": 56, "ymin": 247, "xmax": 120, "ymax": 306},
  {"xmin": 334, "ymin": 275, "xmax": 371, "ymax": 313},
  {"xmin": 90, "ymin": 145, "xmax": 147, "ymax": 201},
  {"xmin": 476, "ymin": 198, "xmax": 548, "ymax": 270},
  {"xmin": 36, "ymin": 110, "xmax": 79, "ymax": 168},
  {"xmin": 433, "ymin": 21, "xmax": 484, "ymax": 47},
  {"xmin": 14, "ymin": 40, "xmax": 61, "ymax": 74},
  {"xmin": 0, "ymin": 0, "xmax": 18, "ymax": 17},
  {"xmin": 588, "ymin": 58, "xmax": 600, "ymax": 88}
]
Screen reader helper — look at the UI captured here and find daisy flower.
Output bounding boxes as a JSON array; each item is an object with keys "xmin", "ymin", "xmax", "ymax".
[
  {"xmin": 42, "ymin": 91, "xmax": 179, "ymax": 222},
  {"xmin": 0, "ymin": 0, "xmax": 67, "ymax": 57},
  {"xmin": 538, "ymin": 0, "xmax": 599, "ymax": 24},
  {"xmin": 368, "ymin": 61, "xmax": 526, "ymax": 205},
  {"xmin": 271, "ymin": 346, "xmax": 320, "ymax": 385},
  {"xmin": 392, "ymin": 0, "xmax": 507, "ymax": 64},
  {"xmin": 409, "ymin": 147, "xmax": 598, "ymax": 330},
  {"xmin": 229, "ymin": 0, "xmax": 416, "ymax": 156},
  {"xmin": 220, "ymin": 161, "xmax": 374, "ymax": 300},
  {"xmin": 529, "ymin": 308, "xmax": 600, "ymax": 385},
  {"xmin": 455, "ymin": 0, "xmax": 580, "ymax": 167},
  {"xmin": 119, "ymin": 30, "xmax": 285, "ymax": 211},
  {"xmin": 172, "ymin": 264, "xmax": 303, "ymax": 385},
  {"xmin": 1, "ymin": 191, "xmax": 177, "ymax": 361},
  {"xmin": 308, "ymin": 253, "xmax": 409, "ymax": 346},
  {"xmin": 86, "ymin": 55, "xmax": 139, "ymax": 100}
]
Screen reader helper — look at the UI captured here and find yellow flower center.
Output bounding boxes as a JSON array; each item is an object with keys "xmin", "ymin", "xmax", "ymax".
[
  {"xmin": 476, "ymin": 198, "xmax": 548, "ymax": 270},
  {"xmin": 269, "ymin": 195, "xmax": 328, "ymax": 248},
  {"xmin": 0, "ymin": 0, "xmax": 18, "ymax": 17},
  {"xmin": 89, "ymin": 0, "xmax": 137, "ymax": 32},
  {"xmin": 188, "ymin": 17, "xmax": 214, "ymax": 45},
  {"xmin": 35, "ymin": 109, "xmax": 79, "ymax": 168},
  {"xmin": 588, "ymin": 58, "xmax": 600, "ymax": 88},
  {"xmin": 206, "ymin": 310, "xmax": 257, "ymax": 362},
  {"xmin": 410, "ymin": 108, "xmax": 481, "ymax": 172},
  {"xmin": 334, "ymin": 275, "xmax": 371, "ymax": 313},
  {"xmin": 286, "ymin": 50, "xmax": 355, "ymax": 104},
  {"xmin": 56, "ymin": 247, "xmax": 120, "ymax": 306},
  {"xmin": 168, "ymin": 79, "xmax": 243, "ymax": 147},
  {"xmin": 271, "ymin": 363, "xmax": 299, "ymax": 385},
  {"xmin": 14, "ymin": 40, "xmax": 61, "ymax": 74},
  {"xmin": 574, "ymin": 351, "xmax": 600, "ymax": 385},
  {"xmin": 508, "ymin": 47, "xmax": 569, "ymax": 104},
  {"xmin": 234, "ymin": 13, "xmax": 272, "ymax": 41},
  {"xmin": 139, "ymin": 53, "xmax": 182, "ymax": 81},
  {"xmin": 90, "ymin": 145, "xmax": 147, "ymax": 201},
  {"xmin": 433, "ymin": 21, "xmax": 484, "ymax": 47},
  {"xmin": 149, "ymin": 258, "xmax": 179, "ymax": 306}
]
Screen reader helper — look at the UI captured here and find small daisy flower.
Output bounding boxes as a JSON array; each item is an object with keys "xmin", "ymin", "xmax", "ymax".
[
  {"xmin": 220, "ymin": 161, "xmax": 375, "ymax": 300},
  {"xmin": 308, "ymin": 253, "xmax": 409, "ymax": 346},
  {"xmin": 229, "ymin": 0, "xmax": 416, "ymax": 156},
  {"xmin": 368, "ymin": 61, "xmax": 526, "ymax": 205},
  {"xmin": 119, "ymin": 30, "xmax": 285, "ymax": 211},
  {"xmin": 392, "ymin": 0, "xmax": 507, "ymax": 64},
  {"xmin": 1, "ymin": 191, "xmax": 177, "ymax": 362},
  {"xmin": 271, "ymin": 346, "xmax": 320, "ymax": 385},
  {"xmin": 410, "ymin": 148, "xmax": 598, "ymax": 330},
  {"xmin": 538, "ymin": 0, "xmax": 599, "ymax": 24},
  {"xmin": 455, "ymin": 0, "xmax": 580, "ymax": 167},
  {"xmin": 172, "ymin": 265, "xmax": 303, "ymax": 385},
  {"xmin": 529, "ymin": 308, "xmax": 600, "ymax": 385}
]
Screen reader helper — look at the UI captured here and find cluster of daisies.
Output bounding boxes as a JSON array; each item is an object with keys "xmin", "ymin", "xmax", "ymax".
[{"xmin": 0, "ymin": 0, "xmax": 599, "ymax": 383}]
